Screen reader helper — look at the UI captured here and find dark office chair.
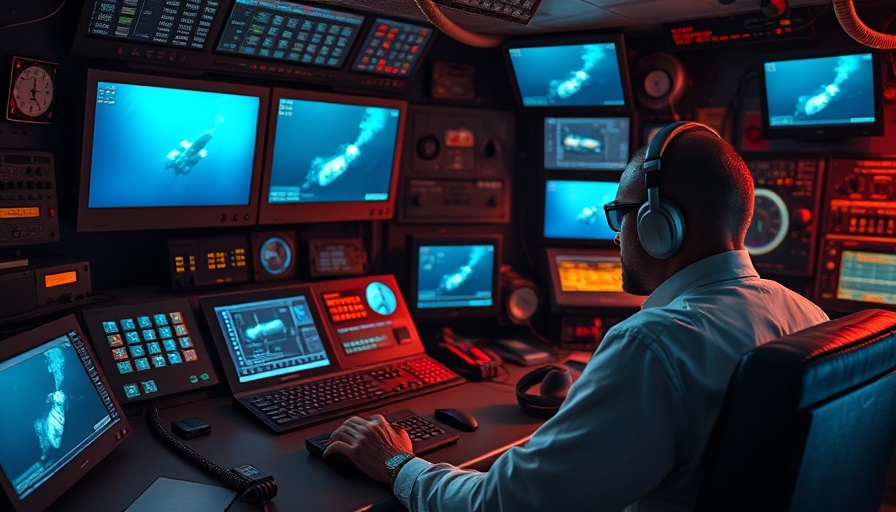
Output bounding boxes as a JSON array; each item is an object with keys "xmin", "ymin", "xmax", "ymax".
[{"xmin": 695, "ymin": 308, "xmax": 896, "ymax": 512}]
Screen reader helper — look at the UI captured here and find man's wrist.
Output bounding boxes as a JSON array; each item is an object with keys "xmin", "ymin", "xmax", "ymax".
[{"xmin": 385, "ymin": 451, "xmax": 415, "ymax": 486}]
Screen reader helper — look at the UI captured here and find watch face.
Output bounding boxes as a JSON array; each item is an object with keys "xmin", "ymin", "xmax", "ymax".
[{"xmin": 7, "ymin": 57, "xmax": 58, "ymax": 123}]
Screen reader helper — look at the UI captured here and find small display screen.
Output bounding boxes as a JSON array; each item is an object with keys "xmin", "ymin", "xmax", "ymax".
[
  {"xmin": 416, "ymin": 243, "xmax": 497, "ymax": 310},
  {"xmin": 350, "ymin": 18, "xmax": 433, "ymax": 77},
  {"xmin": 322, "ymin": 282, "xmax": 401, "ymax": 355},
  {"xmin": 0, "ymin": 331, "xmax": 120, "ymax": 501},
  {"xmin": 836, "ymin": 250, "xmax": 896, "ymax": 305},
  {"xmin": 87, "ymin": 79, "xmax": 261, "ymax": 208},
  {"xmin": 507, "ymin": 41, "xmax": 627, "ymax": 108},
  {"xmin": 544, "ymin": 117, "xmax": 630, "ymax": 170},
  {"xmin": 83, "ymin": 0, "xmax": 219, "ymax": 49},
  {"xmin": 763, "ymin": 52, "xmax": 877, "ymax": 130},
  {"xmin": 266, "ymin": 95, "xmax": 401, "ymax": 205},
  {"xmin": 556, "ymin": 255, "xmax": 624, "ymax": 293},
  {"xmin": 212, "ymin": 295, "xmax": 331, "ymax": 383},
  {"xmin": 543, "ymin": 179, "xmax": 619, "ymax": 241},
  {"xmin": 216, "ymin": 0, "xmax": 365, "ymax": 68}
]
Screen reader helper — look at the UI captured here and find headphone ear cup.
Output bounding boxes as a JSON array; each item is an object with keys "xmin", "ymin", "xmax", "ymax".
[
  {"xmin": 516, "ymin": 365, "xmax": 572, "ymax": 417},
  {"xmin": 636, "ymin": 200, "xmax": 685, "ymax": 259}
]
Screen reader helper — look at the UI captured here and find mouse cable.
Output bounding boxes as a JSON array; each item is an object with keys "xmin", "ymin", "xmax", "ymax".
[{"xmin": 142, "ymin": 405, "xmax": 278, "ymax": 505}]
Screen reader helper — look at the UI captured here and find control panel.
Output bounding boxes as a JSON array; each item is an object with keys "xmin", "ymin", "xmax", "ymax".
[
  {"xmin": 0, "ymin": 151, "xmax": 59, "ymax": 246},
  {"xmin": 398, "ymin": 106, "xmax": 515, "ymax": 224},
  {"xmin": 821, "ymin": 158, "xmax": 896, "ymax": 238},
  {"xmin": 743, "ymin": 156, "xmax": 824, "ymax": 276}
]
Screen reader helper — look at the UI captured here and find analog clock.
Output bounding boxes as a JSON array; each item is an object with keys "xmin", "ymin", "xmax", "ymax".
[{"xmin": 7, "ymin": 57, "xmax": 58, "ymax": 123}]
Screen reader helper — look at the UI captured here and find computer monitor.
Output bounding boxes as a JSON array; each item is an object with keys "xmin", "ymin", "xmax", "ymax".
[
  {"xmin": 77, "ymin": 69, "xmax": 268, "ymax": 231},
  {"xmin": 545, "ymin": 248, "xmax": 645, "ymax": 311},
  {"xmin": 215, "ymin": 0, "xmax": 366, "ymax": 69},
  {"xmin": 543, "ymin": 116, "xmax": 630, "ymax": 171},
  {"xmin": 759, "ymin": 48, "xmax": 884, "ymax": 139},
  {"xmin": 408, "ymin": 235, "xmax": 502, "ymax": 321},
  {"xmin": 258, "ymin": 88, "xmax": 406, "ymax": 224},
  {"xmin": 504, "ymin": 33, "xmax": 632, "ymax": 111},
  {"xmin": 543, "ymin": 178, "xmax": 620, "ymax": 243},
  {"xmin": 0, "ymin": 315, "xmax": 131, "ymax": 512}
]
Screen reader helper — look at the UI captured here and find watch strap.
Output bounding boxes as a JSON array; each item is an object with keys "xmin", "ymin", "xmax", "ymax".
[{"xmin": 386, "ymin": 451, "xmax": 415, "ymax": 485}]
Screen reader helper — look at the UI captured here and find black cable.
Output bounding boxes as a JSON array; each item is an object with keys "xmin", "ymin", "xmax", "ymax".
[
  {"xmin": 0, "ymin": 0, "xmax": 66, "ymax": 31},
  {"xmin": 142, "ymin": 405, "xmax": 278, "ymax": 505}
]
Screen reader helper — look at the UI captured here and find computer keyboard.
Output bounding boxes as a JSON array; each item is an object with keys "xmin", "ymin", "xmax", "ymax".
[
  {"xmin": 432, "ymin": 0, "xmax": 543, "ymax": 25},
  {"xmin": 243, "ymin": 357, "xmax": 464, "ymax": 433},
  {"xmin": 305, "ymin": 409, "xmax": 460, "ymax": 473}
]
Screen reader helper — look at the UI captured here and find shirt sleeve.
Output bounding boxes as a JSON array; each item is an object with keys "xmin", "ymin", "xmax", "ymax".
[{"xmin": 393, "ymin": 324, "xmax": 689, "ymax": 512}]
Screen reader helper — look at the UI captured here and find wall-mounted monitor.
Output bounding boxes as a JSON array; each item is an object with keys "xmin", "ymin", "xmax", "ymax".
[
  {"xmin": 408, "ymin": 235, "xmax": 502, "ymax": 321},
  {"xmin": 759, "ymin": 48, "xmax": 884, "ymax": 139},
  {"xmin": 77, "ymin": 69, "xmax": 268, "ymax": 231},
  {"xmin": 0, "ymin": 315, "xmax": 131, "ymax": 512},
  {"xmin": 543, "ymin": 178, "xmax": 620, "ymax": 243},
  {"xmin": 504, "ymin": 33, "xmax": 632, "ymax": 112},
  {"xmin": 258, "ymin": 88, "xmax": 406, "ymax": 224},
  {"xmin": 545, "ymin": 248, "xmax": 645, "ymax": 311},
  {"xmin": 349, "ymin": 17, "xmax": 435, "ymax": 78},
  {"xmin": 544, "ymin": 116, "xmax": 630, "ymax": 171}
]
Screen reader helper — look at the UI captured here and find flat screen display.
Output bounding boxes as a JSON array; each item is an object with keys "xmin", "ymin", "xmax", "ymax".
[
  {"xmin": 760, "ymin": 49, "xmax": 883, "ymax": 138},
  {"xmin": 77, "ymin": 69, "xmax": 268, "ymax": 231},
  {"xmin": 409, "ymin": 235, "xmax": 502, "ymax": 320},
  {"xmin": 209, "ymin": 294, "xmax": 332, "ymax": 384},
  {"xmin": 350, "ymin": 17, "xmax": 434, "ymax": 77},
  {"xmin": 81, "ymin": 0, "xmax": 220, "ymax": 49},
  {"xmin": 543, "ymin": 179, "xmax": 619, "ymax": 241},
  {"xmin": 505, "ymin": 34, "xmax": 630, "ymax": 110},
  {"xmin": 836, "ymin": 250, "xmax": 896, "ymax": 305},
  {"xmin": 544, "ymin": 116, "xmax": 630, "ymax": 170},
  {"xmin": 545, "ymin": 248, "xmax": 645, "ymax": 310},
  {"xmin": 258, "ymin": 88, "xmax": 406, "ymax": 224},
  {"xmin": 0, "ymin": 316, "xmax": 130, "ymax": 512},
  {"xmin": 215, "ymin": 0, "xmax": 365, "ymax": 68}
]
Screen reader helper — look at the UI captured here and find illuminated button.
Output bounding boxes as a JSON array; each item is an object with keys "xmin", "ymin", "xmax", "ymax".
[{"xmin": 200, "ymin": 373, "xmax": 210, "ymax": 381}]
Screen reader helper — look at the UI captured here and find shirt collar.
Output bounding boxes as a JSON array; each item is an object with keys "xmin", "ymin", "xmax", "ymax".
[{"xmin": 642, "ymin": 250, "xmax": 759, "ymax": 309}]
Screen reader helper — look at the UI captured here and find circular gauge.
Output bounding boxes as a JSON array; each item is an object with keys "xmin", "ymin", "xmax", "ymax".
[
  {"xmin": 366, "ymin": 281, "xmax": 397, "ymax": 316},
  {"xmin": 259, "ymin": 236, "xmax": 293, "ymax": 275},
  {"xmin": 745, "ymin": 188, "xmax": 790, "ymax": 256},
  {"xmin": 506, "ymin": 285, "xmax": 540, "ymax": 325}
]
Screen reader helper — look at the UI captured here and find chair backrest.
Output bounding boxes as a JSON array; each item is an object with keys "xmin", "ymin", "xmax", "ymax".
[{"xmin": 696, "ymin": 308, "xmax": 896, "ymax": 512}]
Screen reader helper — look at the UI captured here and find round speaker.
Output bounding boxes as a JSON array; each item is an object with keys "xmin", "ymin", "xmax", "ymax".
[
  {"xmin": 633, "ymin": 52, "xmax": 687, "ymax": 111},
  {"xmin": 501, "ymin": 267, "xmax": 540, "ymax": 326}
]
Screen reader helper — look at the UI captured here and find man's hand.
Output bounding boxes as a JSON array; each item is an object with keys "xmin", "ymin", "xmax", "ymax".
[{"xmin": 324, "ymin": 414, "xmax": 414, "ymax": 483}]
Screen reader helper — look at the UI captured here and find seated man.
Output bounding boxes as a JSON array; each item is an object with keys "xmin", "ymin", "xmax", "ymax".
[{"xmin": 324, "ymin": 122, "xmax": 830, "ymax": 511}]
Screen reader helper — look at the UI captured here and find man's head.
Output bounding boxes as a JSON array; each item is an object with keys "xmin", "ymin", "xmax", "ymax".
[{"xmin": 606, "ymin": 122, "xmax": 754, "ymax": 295}]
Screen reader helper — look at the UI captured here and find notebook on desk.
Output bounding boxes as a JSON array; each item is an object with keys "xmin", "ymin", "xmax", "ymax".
[{"xmin": 199, "ymin": 276, "xmax": 465, "ymax": 435}]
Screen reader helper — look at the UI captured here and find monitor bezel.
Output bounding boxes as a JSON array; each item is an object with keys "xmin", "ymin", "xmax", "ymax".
[
  {"xmin": 542, "ymin": 116, "xmax": 632, "ymax": 171},
  {"xmin": 0, "ymin": 315, "xmax": 131, "ymax": 512},
  {"xmin": 257, "ymin": 87, "xmax": 407, "ymax": 224},
  {"xmin": 502, "ymin": 32, "xmax": 634, "ymax": 114},
  {"xmin": 540, "ymin": 175, "xmax": 623, "ymax": 247},
  {"xmin": 76, "ymin": 68, "xmax": 270, "ymax": 232},
  {"xmin": 545, "ymin": 247, "xmax": 645, "ymax": 311},
  {"xmin": 407, "ymin": 234, "xmax": 503, "ymax": 322},
  {"xmin": 758, "ymin": 47, "xmax": 885, "ymax": 140}
]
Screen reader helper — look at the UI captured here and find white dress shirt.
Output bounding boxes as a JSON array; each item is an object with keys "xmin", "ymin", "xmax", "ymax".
[{"xmin": 393, "ymin": 250, "xmax": 829, "ymax": 511}]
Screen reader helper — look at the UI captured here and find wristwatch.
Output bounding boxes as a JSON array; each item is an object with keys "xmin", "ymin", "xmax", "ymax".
[{"xmin": 385, "ymin": 451, "xmax": 415, "ymax": 485}]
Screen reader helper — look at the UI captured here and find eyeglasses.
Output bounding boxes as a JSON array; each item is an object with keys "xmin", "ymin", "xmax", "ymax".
[{"xmin": 603, "ymin": 200, "xmax": 643, "ymax": 232}]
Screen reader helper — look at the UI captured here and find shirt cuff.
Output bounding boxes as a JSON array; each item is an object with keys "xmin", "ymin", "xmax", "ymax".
[{"xmin": 392, "ymin": 456, "xmax": 430, "ymax": 509}]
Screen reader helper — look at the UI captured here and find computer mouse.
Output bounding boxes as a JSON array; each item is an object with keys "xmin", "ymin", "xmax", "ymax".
[{"xmin": 434, "ymin": 408, "xmax": 478, "ymax": 432}]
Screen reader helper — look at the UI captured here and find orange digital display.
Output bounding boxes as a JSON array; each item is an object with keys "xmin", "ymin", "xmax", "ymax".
[
  {"xmin": 45, "ymin": 271, "xmax": 77, "ymax": 288},
  {"xmin": 0, "ymin": 207, "xmax": 40, "ymax": 219},
  {"xmin": 557, "ymin": 259, "xmax": 623, "ymax": 293}
]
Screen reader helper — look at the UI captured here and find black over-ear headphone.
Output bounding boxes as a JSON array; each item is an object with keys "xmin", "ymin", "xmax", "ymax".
[
  {"xmin": 637, "ymin": 121, "xmax": 720, "ymax": 259},
  {"xmin": 516, "ymin": 364, "xmax": 573, "ymax": 418}
]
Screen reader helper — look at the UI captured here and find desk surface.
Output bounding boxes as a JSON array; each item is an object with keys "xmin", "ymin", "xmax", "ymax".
[{"xmin": 49, "ymin": 364, "xmax": 547, "ymax": 512}]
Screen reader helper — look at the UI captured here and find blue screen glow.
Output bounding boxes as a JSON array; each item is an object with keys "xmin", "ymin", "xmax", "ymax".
[
  {"xmin": 87, "ymin": 81, "xmax": 261, "ymax": 208},
  {"xmin": 416, "ymin": 244, "xmax": 496, "ymax": 310},
  {"xmin": 543, "ymin": 179, "xmax": 619, "ymax": 240},
  {"xmin": 507, "ymin": 42, "xmax": 626, "ymax": 108}
]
